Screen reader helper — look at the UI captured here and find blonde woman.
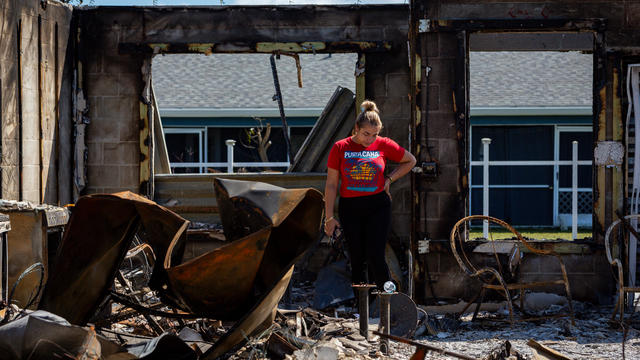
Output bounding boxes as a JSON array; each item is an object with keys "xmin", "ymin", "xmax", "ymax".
[{"xmin": 324, "ymin": 100, "xmax": 416, "ymax": 290}]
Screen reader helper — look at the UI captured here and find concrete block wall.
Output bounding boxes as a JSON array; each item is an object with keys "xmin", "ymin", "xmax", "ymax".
[
  {"xmin": 77, "ymin": 4, "xmax": 411, "ymax": 205},
  {"xmin": 420, "ymin": 31, "xmax": 463, "ymax": 241},
  {"xmin": 422, "ymin": 250, "xmax": 614, "ymax": 304},
  {"xmin": 409, "ymin": 0, "xmax": 640, "ymax": 303},
  {"xmin": 81, "ymin": 18, "xmax": 145, "ymax": 195},
  {"xmin": 366, "ymin": 48, "xmax": 413, "ymax": 245},
  {"xmin": 0, "ymin": 0, "xmax": 72, "ymax": 204},
  {"xmin": 0, "ymin": 1, "xmax": 22, "ymax": 201}
]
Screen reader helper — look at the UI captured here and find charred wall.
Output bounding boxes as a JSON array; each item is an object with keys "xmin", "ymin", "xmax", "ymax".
[
  {"xmin": 75, "ymin": 5, "xmax": 412, "ymax": 236},
  {"xmin": 410, "ymin": 0, "xmax": 639, "ymax": 303},
  {"xmin": 0, "ymin": 0, "xmax": 73, "ymax": 205}
]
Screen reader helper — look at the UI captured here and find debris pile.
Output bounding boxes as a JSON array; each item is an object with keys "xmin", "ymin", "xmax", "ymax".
[
  {"xmin": 1, "ymin": 179, "xmax": 324, "ymax": 359},
  {"xmin": 1, "ymin": 180, "xmax": 640, "ymax": 359}
]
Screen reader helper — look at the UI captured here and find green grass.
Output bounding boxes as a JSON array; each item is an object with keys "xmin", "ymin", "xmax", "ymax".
[{"xmin": 468, "ymin": 227, "xmax": 592, "ymax": 241}]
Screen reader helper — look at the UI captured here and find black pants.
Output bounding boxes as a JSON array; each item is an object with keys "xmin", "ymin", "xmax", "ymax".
[{"xmin": 338, "ymin": 191, "xmax": 392, "ymax": 290}]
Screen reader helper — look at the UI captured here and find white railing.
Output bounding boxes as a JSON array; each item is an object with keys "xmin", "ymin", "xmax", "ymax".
[
  {"xmin": 471, "ymin": 138, "xmax": 591, "ymax": 240},
  {"xmin": 169, "ymin": 139, "xmax": 290, "ymax": 173}
]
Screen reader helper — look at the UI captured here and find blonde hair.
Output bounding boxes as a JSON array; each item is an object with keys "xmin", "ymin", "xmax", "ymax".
[{"xmin": 355, "ymin": 100, "xmax": 382, "ymax": 130}]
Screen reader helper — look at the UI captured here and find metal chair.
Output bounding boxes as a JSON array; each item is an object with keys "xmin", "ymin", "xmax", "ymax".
[
  {"xmin": 604, "ymin": 214, "xmax": 640, "ymax": 322},
  {"xmin": 450, "ymin": 215, "xmax": 575, "ymax": 325}
]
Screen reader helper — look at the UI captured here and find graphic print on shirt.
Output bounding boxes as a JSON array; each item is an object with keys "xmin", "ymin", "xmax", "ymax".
[{"xmin": 343, "ymin": 150, "xmax": 382, "ymax": 192}]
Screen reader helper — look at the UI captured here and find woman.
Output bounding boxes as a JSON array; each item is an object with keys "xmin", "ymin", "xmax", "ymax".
[{"xmin": 324, "ymin": 100, "xmax": 416, "ymax": 290}]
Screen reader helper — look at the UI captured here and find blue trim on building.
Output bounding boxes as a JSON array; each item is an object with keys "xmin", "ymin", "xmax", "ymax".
[
  {"xmin": 470, "ymin": 115, "xmax": 592, "ymax": 126},
  {"xmin": 162, "ymin": 116, "xmax": 317, "ymax": 127}
]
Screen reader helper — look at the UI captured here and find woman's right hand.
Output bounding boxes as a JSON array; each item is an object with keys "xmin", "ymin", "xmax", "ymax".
[{"xmin": 324, "ymin": 217, "xmax": 341, "ymax": 236}]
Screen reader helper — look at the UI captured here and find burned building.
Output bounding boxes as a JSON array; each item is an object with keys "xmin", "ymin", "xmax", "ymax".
[{"xmin": 0, "ymin": 1, "xmax": 639, "ymax": 357}]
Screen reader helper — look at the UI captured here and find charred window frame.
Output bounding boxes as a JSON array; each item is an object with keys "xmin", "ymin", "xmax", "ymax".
[
  {"xmin": 128, "ymin": 43, "xmax": 392, "ymax": 175},
  {"xmin": 422, "ymin": 19, "xmax": 607, "ymax": 244}
]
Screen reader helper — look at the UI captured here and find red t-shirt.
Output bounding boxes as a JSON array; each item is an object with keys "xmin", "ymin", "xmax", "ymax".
[{"xmin": 327, "ymin": 136, "xmax": 405, "ymax": 198}]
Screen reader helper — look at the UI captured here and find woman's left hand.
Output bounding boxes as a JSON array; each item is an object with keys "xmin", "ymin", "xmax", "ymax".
[{"xmin": 384, "ymin": 178, "xmax": 392, "ymax": 200}]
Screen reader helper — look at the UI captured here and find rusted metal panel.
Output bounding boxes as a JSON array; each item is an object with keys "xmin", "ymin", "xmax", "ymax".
[
  {"xmin": 39, "ymin": 192, "xmax": 188, "ymax": 324},
  {"xmin": 2, "ymin": 203, "xmax": 69, "ymax": 309},
  {"xmin": 289, "ymin": 87, "xmax": 355, "ymax": 172},
  {"xmin": 204, "ymin": 266, "xmax": 294, "ymax": 359},
  {"xmin": 213, "ymin": 179, "xmax": 323, "ymax": 292},
  {"xmin": 39, "ymin": 178, "xmax": 323, "ymax": 360},
  {"xmin": 164, "ymin": 227, "xmax": 270, "ymax": 319},
  {"xmin": 5, "ymin": 212, "xmax": 44, "ymax": 309}
]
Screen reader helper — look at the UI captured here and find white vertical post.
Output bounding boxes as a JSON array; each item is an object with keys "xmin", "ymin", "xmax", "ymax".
[
  {"xmin": 482, "ymin": 138, "xmax": 491, "ymax": 239},
  {"xmin": 572, "ymin": 141, "xmax": 578, "ymax": 240},
  {"xmin": 225, "ymin": 139, "xmax": 236, "ymax": 173}
]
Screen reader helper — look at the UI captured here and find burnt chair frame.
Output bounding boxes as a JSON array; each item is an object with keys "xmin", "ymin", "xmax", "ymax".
[
  {"xmin": 604, "ymin": 214, "xmax": 640, "ymax": 323},
  {"xmin": 450, "ymin": 215, "xmax": 575, "ymax": 325}
]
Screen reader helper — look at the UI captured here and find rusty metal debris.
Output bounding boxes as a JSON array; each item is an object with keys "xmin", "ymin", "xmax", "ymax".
[
  {"xmin": 450, "ymin": 215, "xmax": 575, "ymax": 325},
  {"xmin": 353, "ymin": 284, "xmax": 376, "ymax": 340},
  {"xmin": 39, "ymin": 191, "xmax": 187, "ymax": 325},
  {"xmin": 372, "ymin": 291, "xmax": 419, "ymax": 338},
  {"xmin": 377, "ymin": 291, "xmax": 394, "ymax": 355},
  {"xmin": 289, "ymin": 86, "xmax": 356, "ymax": 172},
  {"xmin": 605, "ymin": 213, "xmax": 640, "ymax": 324},
  {"xmin": 35, "ymin": 178, "xmax": 322, "ymax": 358},
  {"xmin": 2, "ymin": 203, "xmax": 68, "ymax": 309}
]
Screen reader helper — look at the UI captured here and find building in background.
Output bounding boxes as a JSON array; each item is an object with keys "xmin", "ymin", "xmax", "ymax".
[
  {"xmin": 469, "ymin": 51, "xmax": 592, "ymax": 227},
  {"xmin": 152, "ymin": 53, "xmax": 356, "ymax": 173},
  {"xmin": 153, "ymin": 51, "xmax": 592, "ymax": 227}
]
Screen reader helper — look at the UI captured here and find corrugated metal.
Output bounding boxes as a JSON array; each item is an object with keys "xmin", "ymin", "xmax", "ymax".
[{"xmin": 289, "ymin": 86, "xmax": 355, "ymax": 172}]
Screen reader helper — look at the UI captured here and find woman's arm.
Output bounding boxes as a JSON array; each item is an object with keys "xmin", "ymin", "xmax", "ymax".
[
  {"xmin": 324, "ymin": 168, "xmax": 341, "ymax": 236},
  {"xmin": 384, "ymin": 150, "xmax": 417, "ymax": 197}
]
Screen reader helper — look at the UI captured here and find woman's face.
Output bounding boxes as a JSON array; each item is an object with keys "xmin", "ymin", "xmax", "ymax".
[{"xmin": 354, "ymin": 123, "xmax": 381, "ymax": 147}]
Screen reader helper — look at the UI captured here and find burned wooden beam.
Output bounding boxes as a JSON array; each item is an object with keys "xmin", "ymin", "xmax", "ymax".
[
  {"xmin": 527, "ymin": 339, "xmax": 572, "ymax": 360},
  {"xmin": 119, "ymin": 41, "xmax": 393, "ymax": 55}
]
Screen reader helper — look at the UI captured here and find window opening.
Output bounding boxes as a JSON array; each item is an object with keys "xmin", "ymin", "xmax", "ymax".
[
  {"xmin": 468, "ymin": 33, "xmax": 594, "ymax": 240},
  {"xmin": 152, "ymin": 53, "xmax": 357, "ymax": 173}
]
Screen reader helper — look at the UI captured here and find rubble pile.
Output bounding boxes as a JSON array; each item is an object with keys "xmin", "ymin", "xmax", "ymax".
[{"xmin": 1, "ymin": 179, "xmax": 640, "ymax": 359}]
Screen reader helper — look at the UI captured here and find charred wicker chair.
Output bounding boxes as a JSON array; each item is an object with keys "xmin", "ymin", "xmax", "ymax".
[
  {"xmin": 604, "ymin": 214, "xmax": 640, "ymax": 322},
  {"xmin": 450, "ymin": 215, "xmax": 575, "ymax": 325}
]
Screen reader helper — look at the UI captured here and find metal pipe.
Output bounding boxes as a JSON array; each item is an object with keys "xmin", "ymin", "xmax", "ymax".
[
  {"xmin": 377, "ymin": 291, "xmax": 394, "ymax": 355},
  {"xmin": 482, "ymin": 138, "xmax": 491, "ymax": 238},
  {"xmin": 352, "ymin": 284, "xmax": 375, "ymax": 340},
  {"xmin": 269, "ymin": 54, "xmax": 295, "ymax": 164}
]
